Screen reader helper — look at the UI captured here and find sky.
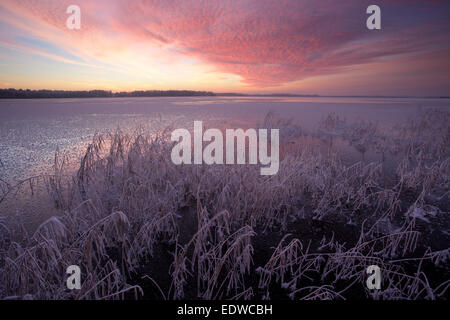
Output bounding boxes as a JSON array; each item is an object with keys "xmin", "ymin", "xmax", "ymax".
[{"xmin": 0, "ymin": 0, "xmax": 449, "ymax": 96}]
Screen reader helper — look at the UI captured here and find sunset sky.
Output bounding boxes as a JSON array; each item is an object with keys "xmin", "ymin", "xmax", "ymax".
[{"xmin": 0, "ymin": 0, "xmax": 449, "ymax": 96}]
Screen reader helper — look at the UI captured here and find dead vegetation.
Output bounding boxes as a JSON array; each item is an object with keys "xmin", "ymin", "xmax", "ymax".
[{"xmin": 0, "ymin": 108, "xmax": 449, "ymax": 300}]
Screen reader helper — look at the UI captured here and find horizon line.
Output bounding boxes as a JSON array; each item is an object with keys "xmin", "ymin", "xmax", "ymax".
[{"xmin": 0, "ymin": 88, "xmax": 449, "ymax": 99}]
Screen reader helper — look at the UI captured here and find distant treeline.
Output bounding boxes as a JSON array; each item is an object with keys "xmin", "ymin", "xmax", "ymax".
[
  {"xmin": 0, "ymin": 89, "xmax": 215, "ymax": 99},
  {"xmin": 1, "ymin": 89, "xmax": 446, "ymax": 99}
]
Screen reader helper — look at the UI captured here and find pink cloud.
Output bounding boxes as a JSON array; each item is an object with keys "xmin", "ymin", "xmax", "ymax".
[{"xmin": 1, "ymin": 0, "xmax": 449, "ymax": 88}]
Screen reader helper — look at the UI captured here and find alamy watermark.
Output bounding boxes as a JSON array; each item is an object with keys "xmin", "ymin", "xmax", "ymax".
[
  {"xmin": 366, "ymin": 5, "xmax": 381, "ymax": 30},
  {"xmin": 65, "ymin": 4, "xmax": 381, "ymax": 31},
  {"xmin": 66, "ymin": 265, "xmax": 81, "ymax": 290},
  {"xmin": 366, "ymin": 265, "xmax": 381, "ymax": 290},
  {"xmin": 66, "ymin": 5, "xmax": 81, "ymax": 30},
  {"xmin": 170, "ymin": 121, "xmax": 279, "ymax": 176}
]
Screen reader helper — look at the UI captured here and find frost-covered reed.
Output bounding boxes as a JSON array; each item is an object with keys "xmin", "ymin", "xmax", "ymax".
[{"xmin": 0, "ymin": 109, "xmax": 448, "ymax": 300}]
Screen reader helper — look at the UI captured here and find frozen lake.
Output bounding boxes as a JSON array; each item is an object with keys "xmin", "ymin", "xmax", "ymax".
[{"xmin": 0, "ymin": 96, "xmax": 449, "ymax": 183}]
